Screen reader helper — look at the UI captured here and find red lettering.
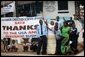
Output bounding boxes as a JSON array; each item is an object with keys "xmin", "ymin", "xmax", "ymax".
[{"xmin": 15, "ymin": 21, "xmax": 25, "ymax": 24}]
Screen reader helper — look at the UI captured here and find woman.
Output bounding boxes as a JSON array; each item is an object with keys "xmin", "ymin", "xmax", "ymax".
[
  {"xmin": 45, "ymin": 20, "xmax": 56, "ymax": 54},
  {"xmin": 60, "ymin": 21, "xmax": 71, "ymax": 55}
]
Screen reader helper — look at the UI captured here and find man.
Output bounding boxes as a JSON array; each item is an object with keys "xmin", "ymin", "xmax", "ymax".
[
  {"xmin": 70, "ymin": 22, "xmax": 79, "ymax": 54},
  {"xmin": 36, "ymin": 19, "xmax": 47, "ymax": 55},
  {"xmin": 55, "ymin": 22, "xmax": 62, "ymax": 55},
  {"xmin": 66, "ymin": 17, "xmax": 75, "ymax": 27},
  {"xmin": 56, "ymin": 16, "xmax": 64, "ymax": 30},
  {"xmin": 23, "ymin": 42, "xmax": 28, "ymax": 52}
]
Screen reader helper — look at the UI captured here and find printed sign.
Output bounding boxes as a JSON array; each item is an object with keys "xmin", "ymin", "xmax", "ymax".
[{"xmin": 1, "ymin": 17, "xmax": 41, "ymax": 39}]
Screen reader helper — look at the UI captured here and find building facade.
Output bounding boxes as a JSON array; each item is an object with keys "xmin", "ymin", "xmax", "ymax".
[
  {"xmin": 1, "ymin": 1, "xmax": 75, "ymax": 18},
  {"xmin": 1, "ymin": 1, "xmax": 79, "ymax": 44},
  {"xmin": 43, "ymin": 1, "xmax": 75, "ymax": 19}
]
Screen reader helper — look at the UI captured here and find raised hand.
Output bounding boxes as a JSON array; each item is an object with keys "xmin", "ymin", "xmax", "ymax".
[{"xmin": 44, "ymin": 19, "xmax": 48, "ymax": 25}]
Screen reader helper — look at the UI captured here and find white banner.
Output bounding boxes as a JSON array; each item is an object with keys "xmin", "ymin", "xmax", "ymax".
[
  {"xmin": 1, "ymin": 1, "xmax": 15, "ymax": 15},
  {"xmin": 1, "ymin": 17, "xmax": 41, "ymax": 39}
]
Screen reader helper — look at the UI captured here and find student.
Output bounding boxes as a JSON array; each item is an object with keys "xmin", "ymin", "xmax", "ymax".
[
  {"xmin": 11, "ymin": 40, "xmax": 18, "ymax": 52},
  {"xmin": 23, "ymin": 42, "xmax": 28, "ymax": 52},
  {"xmin": 36, "ymin": 19, "xmax": 47, "ymax": 55},
  {"xmin": 7, "ymin": 44, "xmax": 12, "ymax": 52},
  {"xmin": 3, "ymin": 38, "xmax": 8, "ymax": 52}
]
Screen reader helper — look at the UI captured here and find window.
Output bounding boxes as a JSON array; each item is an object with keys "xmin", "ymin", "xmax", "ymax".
[
  {"xmin": 1, "ymin": 15, "xmax": 4, "ymax": 17},
  {"xmin": 6, "ymin": 12, "xmax": 13, "ymax": 17},
  {"xmin": 17, "ymin": 2, "xmax": 43, "ymax": 17},
  {"xmin": 58, "ymin": 1, "xmax": 68, "ymax": 10}
]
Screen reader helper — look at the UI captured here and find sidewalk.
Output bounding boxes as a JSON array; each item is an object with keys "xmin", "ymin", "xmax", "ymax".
[
  {"xmin": 75, "ymin": 51, "xmax": 84, "ymax": 56},
  {"xmin": 1, "ymin": 42, "xmax": 84, "ymax": 56},
  {"xmin": 1, "ymin": 50, "xmax": 84, "ymax": 56}
]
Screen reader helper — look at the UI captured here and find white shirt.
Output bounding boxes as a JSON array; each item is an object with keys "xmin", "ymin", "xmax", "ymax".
[{"xmin": 48, "ymin": 24, "xmax": 55, "ymax": 35}]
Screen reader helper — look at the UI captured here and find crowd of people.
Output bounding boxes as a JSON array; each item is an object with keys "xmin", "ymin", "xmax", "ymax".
[
  {"xmin": 2, "ymin": 16, "xmax": 84, "ymax": 55},
  {"xmin": 36, "ymin": 16, "xmax": 84, "ymax": 55}
]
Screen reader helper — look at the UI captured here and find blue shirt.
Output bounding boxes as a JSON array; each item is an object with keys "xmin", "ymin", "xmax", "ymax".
[
  {"xmin": 36, "ymin": 23, "xmax": 48, "ymax": 38},
  {"xmin": 55, "ymin": 30, "xmax": 61, "ymax": 40}
]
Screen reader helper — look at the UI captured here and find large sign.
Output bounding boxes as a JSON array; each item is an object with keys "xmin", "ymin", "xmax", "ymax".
[
  {"xmin": 1, "ymin": 17, "xmax": 41, "ymax": 39},
  {"xmin": 1, "ymin": 1, "xmax": 15, "ymax": 15}
]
